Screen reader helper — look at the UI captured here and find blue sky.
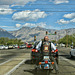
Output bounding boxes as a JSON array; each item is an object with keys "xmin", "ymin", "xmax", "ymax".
[{"xmin": 0, "ymin": 0, "xmax": 75, "ymax": 31}]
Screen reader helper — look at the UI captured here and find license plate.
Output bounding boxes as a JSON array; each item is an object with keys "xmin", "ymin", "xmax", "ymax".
[
  {"xmin": 44, "ymin": 56, "xmax": 49, "ymax": 59},
  {"xmin": 44, "ymin": 47, "xmax": 48, "ymax": 50},
  {"xmin": 44, "ymin": 64, "xmax": 49, "ymax": 69}
]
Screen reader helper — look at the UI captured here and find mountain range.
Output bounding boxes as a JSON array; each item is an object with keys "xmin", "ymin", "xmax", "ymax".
[
  {"xmin": 0, "ymin": 27, "xmax": 75, "ymax": 42},
  {"xmin": 0, "ymin": 28, "xmax": 15, "ymax": 39},
  {"xmin": 9, "ymin": 26, "xmax": 75, "ymax": 42}
]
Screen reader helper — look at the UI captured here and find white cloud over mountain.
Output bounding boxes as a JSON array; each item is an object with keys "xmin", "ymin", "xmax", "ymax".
[
  {"xmin": 57, "ymin": 19, "xmax": 70, "ymax": 24},
  {"xmin": 16, "ymin": 24, "xmax": 21, "ymax": 28},
  {"xmin": 57, "ymin": 18, "xmax": 75, "ymax": 24},
  {"xmin": 12, "ymin": 9, "xmax": 47, "ymax": 21},
  {"xmin": 23, "ymin": 22, "xmax": 47, "ymax": 28}
]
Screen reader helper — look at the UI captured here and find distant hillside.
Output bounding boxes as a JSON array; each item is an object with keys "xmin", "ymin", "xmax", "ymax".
[
  {"xmin": 0, "ymin": 28, "xmax": 15, "ymax": 39},
  {"xmin": 9, "ymin": 27, "xmax": 75, "ymax": 42}
]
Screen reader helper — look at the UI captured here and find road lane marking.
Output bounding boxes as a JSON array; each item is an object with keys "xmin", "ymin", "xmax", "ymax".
[
  {"xmin": 0, "ymin": 59, "xmax": 12, "ymax": 66},
  {"xmin": 5, "ymin": 59, "xmax": 26, "ymax": 75}
]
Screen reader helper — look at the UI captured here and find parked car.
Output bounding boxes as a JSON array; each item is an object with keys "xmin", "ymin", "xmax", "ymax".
[
  {"xmin": 70, "ymin": 46, "xmax": 75, "ymax": 58},
  {"xmin": 0, "ymin": 45, "xmax": 5, "ymax": 50},
  {"xmin": 27, "ymin": 44, "xmax": 32, "ymax": 48},
  {"xmin": 19, "ymin": 44, "xmax": 25, "ymax": 49},
  {"xmin": 8, "ymin": 45, "xmax": 13, "ymax": 49},
  {"xmin": 71, "ymin": 45, "xmax": 73, "ymax": 48},
  {"xmin": 4, "ymin": 45, "xmax": 8, "ymax": 49},
  {"xmin": 14, "ymin": 44, "xmax": 18, "ymax": 48}
]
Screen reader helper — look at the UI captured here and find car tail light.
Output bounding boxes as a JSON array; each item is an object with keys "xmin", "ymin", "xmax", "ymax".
[
  {"xmin": 54, "ymin": 49, "xmax": 58, "ymax": 53},
  {"xmin": 45, "ymin": 61, "xmax": 48, "ymax": 64},
  {"xmin": 32, "ymin": 49, "xmax": 35, "ymax": 52}
]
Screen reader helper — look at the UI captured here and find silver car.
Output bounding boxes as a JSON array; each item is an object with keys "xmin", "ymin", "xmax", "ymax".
[
  {"xmin": 0, "ymin": 45, "xmax": 5, "ymax": 50},
  {"xmin": 70, "ymin": 46, "xmax": 75, "ymax": 58},
  {"xmin": 19, "ymin": 44, "xmax": 25, "ymax": 49}
]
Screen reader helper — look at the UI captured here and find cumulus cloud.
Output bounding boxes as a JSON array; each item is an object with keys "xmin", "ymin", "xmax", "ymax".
[
  {"xmin": 63, "ymin": 13, "xmax": 75, "ymax": 19},
  {"xmin": 0, "ymin": 8, "xmax": 14, "ymax": 15},
  {"xmin": 23, "ymin": 22, "xmax": 47, "ymax": 28},
  {"xmin": 0, "ymin": 5, "xmax": 14, "ymax": 15},
  {"xmin": 50, "ymin": 0, "xmax": 69, "ymax": 4},
  {"xmin": 70, "ymin": 18, "xmax": 75, "ymax": 22},
  {"xmin": 12, "ymin": 9, "xmax": 47, "ymax": 21},
  {"xmin": 57, "ymin": 18, "xmax": 75, "ymax": 24},
  {"xmin": 0, "ymin": 0, "xmax": 36, "ymax": 6},
  {"xmin": 57, "ymin": 19, "xmax": 70, "ymax": 24},
  {"xmin": 57, "ymin": 13, "xmax": 75, "ymax": 25},
  {"xmin": 16, "ymin": 24, "xmax": 21, "ymax": 27}
]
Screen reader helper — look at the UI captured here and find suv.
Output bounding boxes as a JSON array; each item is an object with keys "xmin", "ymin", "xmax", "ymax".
[{"xmin": 70, "ymin": 46, "xmax": 75, "ymax": 58}]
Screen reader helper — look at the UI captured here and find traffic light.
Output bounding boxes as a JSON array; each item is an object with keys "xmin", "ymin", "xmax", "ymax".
[
  {"xmin": 34, "ymin": 36, "xmax": 36, "ymax": 41},
  {"xmin": 55, "ymin": 32, "xmax": 57, "ymax": 35},
  {"xmin": 46, "ymin": 31, "xmax": 48, "ymax": 35}
]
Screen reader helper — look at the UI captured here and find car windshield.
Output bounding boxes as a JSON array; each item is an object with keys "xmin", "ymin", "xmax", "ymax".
[
  {"xmin": 21, "ymin": 45, "xmax": 24, "ymax": 46},
  {"xmin": 0, "ymin": 45, "xmax": 4, "ymax": 46}
]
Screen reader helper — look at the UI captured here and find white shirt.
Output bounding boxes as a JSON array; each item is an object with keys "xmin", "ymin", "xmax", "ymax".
[{"xmin": 36, "ymin": 41, "xmax": 56, "ymax": 51}]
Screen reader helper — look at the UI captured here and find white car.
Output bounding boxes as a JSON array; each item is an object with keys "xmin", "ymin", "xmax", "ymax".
[
  {"xmin": 19, "ymin": 45, "xmax": 25, "ymax": 49},
  {"xmin": 4, "ymin": 46, "xmax": 8, "ymax": 49},
  {"xmin": 70, "ymin": 46, "xmax": 75, "ymax": 58},
  {"xmin": 0, "ymin": 45, "xmax": 5, "ymax": 50},
  {"xmin": 8, "ymin": 45, "xmax": 13, "ymax": 49}
]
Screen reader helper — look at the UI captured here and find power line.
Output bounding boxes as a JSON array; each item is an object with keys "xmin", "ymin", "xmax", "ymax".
[
  {"xmin": 11, "ymin": 8, "xmax": 75, "ymax": 9},
  {"xmin": 2, "ymin": 10, "xmax": 75, "ymax": 12},
  {"xmin": 0, "ymin": 4, "xmax": 75, "ymax": 5}
]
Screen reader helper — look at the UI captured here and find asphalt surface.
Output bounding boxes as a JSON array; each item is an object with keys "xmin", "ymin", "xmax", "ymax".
[
  {"xmin": 0, "ymin": 48, "xmax": 30, "ymax": 64},
  {"xmin": 11, "ymin": 47, "xmax": 75, "ymax": 75},
  {"xmin": 0, "ymin": 47, "xmax": 75, "ymax": 75}
]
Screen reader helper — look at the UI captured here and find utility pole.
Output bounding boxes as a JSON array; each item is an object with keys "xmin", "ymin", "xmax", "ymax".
[
  {"xmin": 54, "ymin": 31, "xmax": 57, "ymax": 46},
  {"xmin": 66, "ymin": 30, "xmax": 68, "ymax": 47}
]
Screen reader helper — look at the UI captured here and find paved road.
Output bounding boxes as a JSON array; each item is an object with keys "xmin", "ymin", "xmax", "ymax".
[
  {"xmin": 0, "ymin": 48, "xmax": 30, "ymax": 63},
  {"xmin": 0, "ymin": 47, "xmax": 75, "ymax": 75},
  {"xmin": 11, "ymin": 47, "xmax": 75, "ymax": 75},
  {"xmin": 0, "ymin": 48, "xmax": 31, "ymax": 75}
]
